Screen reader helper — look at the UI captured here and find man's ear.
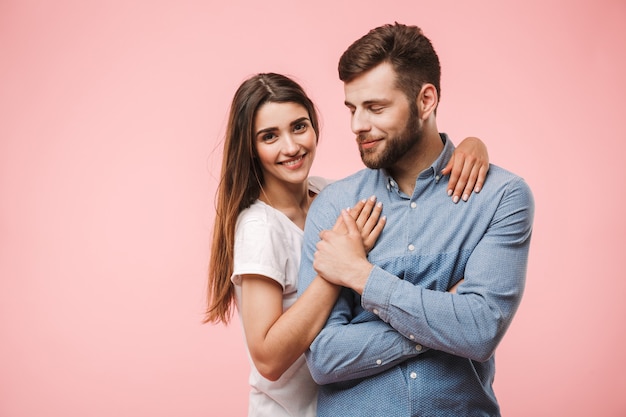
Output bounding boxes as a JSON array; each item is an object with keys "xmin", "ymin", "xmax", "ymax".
[{"xmin": 416, "ymin": 83, "xmax": 438, "ymax": 120}]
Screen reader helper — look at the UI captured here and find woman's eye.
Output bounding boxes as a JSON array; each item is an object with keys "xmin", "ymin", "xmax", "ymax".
[
  {"xmin": 294, "ymin": 123, "xmax": 307, "ymax": 132},
  {"xmin": 262, "ymin": 133, "xmax": 276, "ymax": 141}
]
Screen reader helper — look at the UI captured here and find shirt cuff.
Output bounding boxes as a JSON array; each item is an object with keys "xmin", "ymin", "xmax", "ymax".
[
  {"xmin": 361, "ymin": 266, "xmax": 428, "ymax": 354},
  {"xmin": 361, "ymin": 265, "xmax": 398, "ymax": 323}
]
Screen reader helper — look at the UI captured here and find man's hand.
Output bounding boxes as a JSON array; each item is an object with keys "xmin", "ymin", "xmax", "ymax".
[{"xmin": 314, "ymin": 209, "xmax": 374, "ymax": 295}]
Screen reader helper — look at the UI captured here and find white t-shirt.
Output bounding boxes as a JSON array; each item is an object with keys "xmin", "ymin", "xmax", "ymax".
[{"xmin": 231, "ymin": 177, "xmax": 329, "ymax": 417}]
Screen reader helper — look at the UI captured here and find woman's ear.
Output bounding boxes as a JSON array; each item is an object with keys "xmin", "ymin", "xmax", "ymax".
[{"xmin": 416, "ymin": 83, "xmax": 438, "ymax": 120}]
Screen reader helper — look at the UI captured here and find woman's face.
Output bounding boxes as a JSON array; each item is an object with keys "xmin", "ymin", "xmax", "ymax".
[{"xmin": 253, "ymin": 101, "xmax": 317, "ymax": 189}]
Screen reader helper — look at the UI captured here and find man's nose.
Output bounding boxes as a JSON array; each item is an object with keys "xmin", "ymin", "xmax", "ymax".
[{"xmin": 351, "ymin": 109, "xmax": 371, "ymax": 134}]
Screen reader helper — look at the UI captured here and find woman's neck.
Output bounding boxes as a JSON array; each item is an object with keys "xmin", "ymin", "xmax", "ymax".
[{"xmin": 258, "ymin": 179, "xmax": 312, "ymax": 230}]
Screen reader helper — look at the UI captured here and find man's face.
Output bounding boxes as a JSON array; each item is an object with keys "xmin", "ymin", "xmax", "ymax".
[{"xmin": 343, "ymin": 62, "xmax": 422, "ymax": 170}]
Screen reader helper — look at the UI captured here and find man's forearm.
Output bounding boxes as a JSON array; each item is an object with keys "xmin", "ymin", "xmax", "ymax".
[{"xmin": 306, "ymin": 311, "xmax": 427, "ymax": 385}]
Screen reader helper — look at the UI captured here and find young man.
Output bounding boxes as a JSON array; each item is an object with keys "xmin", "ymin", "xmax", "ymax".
[{"xmin": 298, "ymin": 23, "xmax": 535, "ymax": 416}]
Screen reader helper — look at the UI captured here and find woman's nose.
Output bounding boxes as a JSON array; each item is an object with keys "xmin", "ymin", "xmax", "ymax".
[{"xmin": 283, "ymin": 134, "xmax": 300, "ymax": 155}]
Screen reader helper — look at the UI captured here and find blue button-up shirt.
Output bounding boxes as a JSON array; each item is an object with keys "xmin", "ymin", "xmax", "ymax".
[{"xmin": 298, "ymin": 134, "xmax": 534, "ymax": 416}]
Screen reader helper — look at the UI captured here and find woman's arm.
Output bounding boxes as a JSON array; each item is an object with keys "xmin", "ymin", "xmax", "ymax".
[
  {"xmin": 240, "ymin": 273, "xmax": 339, "ymax": 381},
  {"xmin": 239, "ymin": 197, "xmax": 385, "ymax": 381},
  {"xmin": 442, "ymin": 136, "xmax": 489, "ymax": 203}
]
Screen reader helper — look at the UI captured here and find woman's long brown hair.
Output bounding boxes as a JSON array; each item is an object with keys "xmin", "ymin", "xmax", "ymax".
[{"xmin": 204, "ymin": 73, "xmax": 320, "ymax": 324}]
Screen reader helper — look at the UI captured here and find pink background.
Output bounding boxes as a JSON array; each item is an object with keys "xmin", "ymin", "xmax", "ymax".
[{"xmin": 1, "ymin": 1, "xmax": 625, "ymax": 416}]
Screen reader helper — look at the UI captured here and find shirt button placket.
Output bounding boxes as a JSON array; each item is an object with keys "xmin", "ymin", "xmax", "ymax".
[{"xmin": 408, "ymin": 201, "xmax": 417, "ymax": 252}]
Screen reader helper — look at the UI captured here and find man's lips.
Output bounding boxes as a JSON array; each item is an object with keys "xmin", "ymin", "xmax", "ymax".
[{"xmin": 358, "ymin": 138, "xmax": 383, "ymax": 149}]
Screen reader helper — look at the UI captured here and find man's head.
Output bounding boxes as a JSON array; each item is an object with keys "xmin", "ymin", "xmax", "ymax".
[
  {"xmin": 338, "ymin": 23, "xmax": 441, "ymax": 105},
  {"xmin": 339, "ymin": 23, "xmax": 441, "ymax": 170}
]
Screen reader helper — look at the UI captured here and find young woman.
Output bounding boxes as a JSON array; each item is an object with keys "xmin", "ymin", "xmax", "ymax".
[{"xmin": 204, "ymin": 73, "xmax": 489, "ymax": 417}]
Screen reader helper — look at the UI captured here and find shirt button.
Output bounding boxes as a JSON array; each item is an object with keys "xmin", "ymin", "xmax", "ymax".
[
  {"xmin": 373, "ymin": 309, "xmax": 379, "ymax": 315},
  {"xmin": 408, "ymin": 244, "xmax": 415, "ymax": 251},
  {"xmin": 410, "ymin": 202, "xmax": 417, "ymax": 209},
  {"xmin": 386, "ymin": 184, "xmax": 391, "ymax": 190},
  {"xmin": 390, "ymin": 180, "xmax": 396, "ymax": 187},
  {"xmin": 435, "ymin": 175, "xmax": 441, "ymax": 182},
  {"xmin": 409, "ymin": 334, "xmax": 415, "ymax": 340},
  {"xmin": 376, "ymin": 359, "xmax": 382, "ymax": 365},
  {"xmin": 410, "ymin": 372, "xmax": 417, "ymax": 379},
  {"xmin": 415, "ymin": 344, "xmax": 423, "ymax": 351}
]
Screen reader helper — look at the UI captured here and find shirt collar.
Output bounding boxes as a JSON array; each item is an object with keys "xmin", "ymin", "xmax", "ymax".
[
  {"xmin": 382, "ymin": 133, "xmax": 455, "ymax": 192},
  {"xmin": 432, "ymin": 133, "xmax": 455, "ymax": 183}
]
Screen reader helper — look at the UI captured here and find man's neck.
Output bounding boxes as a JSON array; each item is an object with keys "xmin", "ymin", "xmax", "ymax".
[{"xmin": 388, "ymin": 131, "xmax": 443, "ymax": 196}]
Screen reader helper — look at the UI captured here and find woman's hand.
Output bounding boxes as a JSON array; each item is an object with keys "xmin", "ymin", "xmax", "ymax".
[
  {"xmin": 441, "ymin": 136, "xmax": 489, "ymax": 203},
  {"xmin": 331, "ymin": 195, "xmax": 386, "ymax": 253}
]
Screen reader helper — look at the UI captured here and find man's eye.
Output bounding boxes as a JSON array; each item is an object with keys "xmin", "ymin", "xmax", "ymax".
[{"xmin": 370, "ymin": 107, "xmax": 383, "ymax": 113}]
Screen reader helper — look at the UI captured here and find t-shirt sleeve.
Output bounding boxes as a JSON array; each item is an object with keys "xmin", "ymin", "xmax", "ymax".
[
  {"xmin": 231, "ymin": 213, "xmax": 288, "ymax": 289},
  {"xmin": 308, "ymin": 176, "xmax": 333, "ymax": 195}
]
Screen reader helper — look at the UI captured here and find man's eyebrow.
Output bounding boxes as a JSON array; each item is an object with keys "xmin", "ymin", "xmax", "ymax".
[{"xmin": 344, "ymin": 99, "xmax": 390, "ymax": 107}]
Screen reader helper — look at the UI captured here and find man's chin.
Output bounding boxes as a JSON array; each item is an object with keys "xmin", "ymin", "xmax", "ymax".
[
  {"xmin": 359, "ymin": 149, "xmax": 376, "ymax": 167},
  {"xmin": 361, "ymin": 157, "xmax": 383, "ymax": 170}
]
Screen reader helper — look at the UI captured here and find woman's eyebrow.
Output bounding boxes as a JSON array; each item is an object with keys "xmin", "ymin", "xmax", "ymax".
[{"xmin": 290, "ymin": 117, "xmax": 310, "ymax": 126}]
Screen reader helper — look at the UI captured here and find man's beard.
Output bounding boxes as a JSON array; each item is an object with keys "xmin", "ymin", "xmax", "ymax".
[{"xmin": 359, "ymin": 103, "xmax": 422, "ymax": 170}]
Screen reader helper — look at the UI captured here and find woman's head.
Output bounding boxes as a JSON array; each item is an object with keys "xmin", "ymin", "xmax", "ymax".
[{"xmin": 224, "ymin": 73, "xmax": 320, "ymax": 207}]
